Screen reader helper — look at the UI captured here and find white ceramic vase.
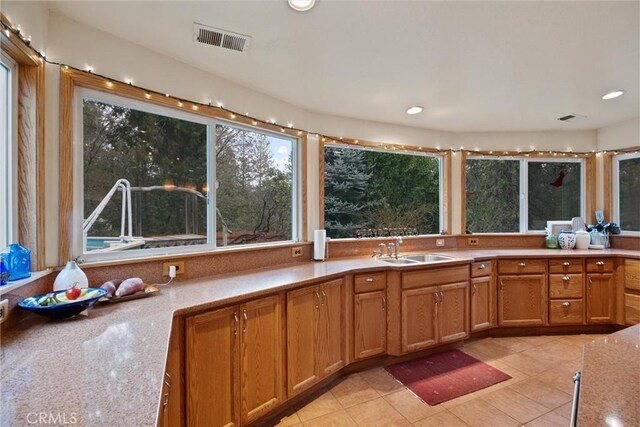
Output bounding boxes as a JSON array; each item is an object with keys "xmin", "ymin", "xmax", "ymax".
[
  {"xmin": 53, "ymin": 261, "xmax": 89, "ymax": 291},
  {"xmin": 558, "ymin": 231, "xmax": 576, "ymax": 250}
]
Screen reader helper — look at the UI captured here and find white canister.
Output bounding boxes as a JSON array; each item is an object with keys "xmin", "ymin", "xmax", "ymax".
[{"xmin": 575, "ymin": 231, "xmax": 590, "ymax": 250}]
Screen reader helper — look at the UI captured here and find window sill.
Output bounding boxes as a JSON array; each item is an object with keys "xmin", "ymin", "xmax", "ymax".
[{"xmin": 0, "ymin": 269, "xmax": 53, "ymax": 296}]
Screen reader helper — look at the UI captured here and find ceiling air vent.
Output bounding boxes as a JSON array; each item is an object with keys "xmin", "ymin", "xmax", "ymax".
[
  {"xmin": 557, "ymin": 113, "xmax": 587, "ymax": 122},
  {"xmin": 194, "ymin": 23, "xmax": 251, "ymax": 53}
]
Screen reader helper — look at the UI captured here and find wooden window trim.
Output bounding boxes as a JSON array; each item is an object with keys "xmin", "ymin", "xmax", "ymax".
[
  {"xmin": 59, "ymin": 67, "xmax": 308, "ymax": 264},
  {"xmin": 1, "ymin": 14, "xmax": 46, "ymax": 270}
]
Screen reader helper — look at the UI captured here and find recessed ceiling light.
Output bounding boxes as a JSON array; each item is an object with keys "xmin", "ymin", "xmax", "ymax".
[
  {"xmin": 288, "ymin": 0, "xmax": 316, "ymax": 12},
  {"xmin": 602, "ymin": 90, "xmax": 624, "ymax": 100},
  {"xmin": 406, "ymin": 106, "xmax": 424, "ymax": 115}
]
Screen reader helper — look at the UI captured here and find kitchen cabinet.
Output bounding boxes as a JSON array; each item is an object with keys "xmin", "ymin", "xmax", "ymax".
[
  {"xmin": 353, "ymin": 272, "xmax": 387, "ymax": 361},
  {"xmin": 185, "ymin": 295, "xmax": 283, "ymax": 427},
  {"xmin": 624, "ymin": 259, "xmax": 640, "ymax": 325},
  {"xmin": 470, "ymin": 261, "xmax": 495, "ymax": 332},
  {"xmin": 586, "ymin": 273, "xmax": 614, "ymax": 324},
  {"xmin": 401, "ymin": 266, "xmax": 469, "ymax": 353},
  {"xmin": 548, "ymin": 258, "xmax": 584, "ymax": 325},
  {"xmin": 498, "ymin": 259, "xmax": 547, "ymax": 327},
  {"xmin": 354, "ymin": 288, "xmax": 387, "ymax": 360},
  {"xmin": 585, "ymin": 258, "xmax": 614, "ymax": 324},
  {"xmin": 159, "ymin": 317, "xmax": 184, "ymax": 427},
  {"xmin": 287, "ymin": 279, "xmax": 344, "ymax": 396}
]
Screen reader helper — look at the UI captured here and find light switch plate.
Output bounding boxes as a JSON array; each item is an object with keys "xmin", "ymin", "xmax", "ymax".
[{"xmin": 436, "ymin": 239, "xmax": 445, "ymax": 247}]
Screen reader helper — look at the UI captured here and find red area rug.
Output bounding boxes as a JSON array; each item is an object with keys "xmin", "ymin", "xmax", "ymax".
[{"xmin": 384, "ymin": 349, "xmax": 511, "ymax": 405}]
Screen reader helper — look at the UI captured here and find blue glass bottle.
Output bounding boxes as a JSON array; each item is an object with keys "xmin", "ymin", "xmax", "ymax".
[
  {"xmin": 1, "ymin": 243, "xmax": 31, "ymax": 281},
  {"xmin": 0, "ymin": 256, "xmax": 9, "ymax": 286}
]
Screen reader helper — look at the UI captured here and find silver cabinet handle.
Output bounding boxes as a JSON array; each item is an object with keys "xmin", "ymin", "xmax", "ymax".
[
  {"xmin": 472, "ymin": 283, "xmax": 477, "ymax": 295},
  {"xmin": 233, "ymin": 311, "xmax": 239, "ymax": 336},
  {"xmin": 479, "ymin": 263, "xmax": 486, "ymax": 269},
  {"xmin": 242, "ymin": 310, "xmax": 248, "ymax": 334},
  {"xmin": 499, "ymin": 279, "xmax": 504, "ymax": 290},
  {"xmin": 562, "ymin": 301, "xmax": 571, "ymax": 307},
  {"xmin": 315, "ymin": 290, "xmax": 320, "ymax": 309},
  {"xmin": 596, "ymin": 260, "xmax": 605, "ymax": 266},
  {"xmin": 434, "ymin": 292, "xmax": 439, "ymax": 305},
  {"xmin": 366, "ymin": 277, "xmax": 375, "ymax": 282},
  {"xmin": 438, "ymin": 291, "xmax": 444, "ymax": 303},
  {"xmin": 382, "ymin": 296, "xmax": 387, "ymax": 311},
  {"xmin": 517, "ymin": 262, "xmax": 526, "ymax": 267},
  {"xmin": 321, "ymin": 290, "xmax": 327, "ymax": 306},
  {"xmin": 563, "ymin": 261, "xmax": 571, "ymax": 266},
  {"xmin": 563, "ymin": 276, "xmax": 571, "ymax": 282},
  {"xmin": 588, "ymin": 276, "xmax": 593, "ymax": 287}
]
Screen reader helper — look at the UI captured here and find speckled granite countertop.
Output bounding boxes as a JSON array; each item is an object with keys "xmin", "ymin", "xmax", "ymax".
[
  {"xmin": 1, "ymin": 249, "xmax": 638, "ymax": 426},
  {"xmin": 578, "ymin": 324, "xmax": 640, "ymax": 426}
]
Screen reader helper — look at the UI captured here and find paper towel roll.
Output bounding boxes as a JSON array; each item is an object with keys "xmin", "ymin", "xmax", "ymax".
[{"xmin": 314, "ymin": 229, "xmax": 327, "ymax": 261}]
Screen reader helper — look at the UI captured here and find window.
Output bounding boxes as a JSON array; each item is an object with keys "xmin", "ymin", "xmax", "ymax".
[
  {"xmin": 324, "ymin": 145, "xmax": 441, "ymax": 239},
  {"xmin": 613, "ymin": 153, "xmax": 640, "ymax": 232},
  {"xmin": 0, "ymin": 51, "xmax": 17, "ymax": 249},
  {"xmin": 465, "ymin": 157, "xmax": 584, "ymax": 233},
  {"xmin": 75, "ymin": 89, "xmax": 299, "ymax": 260}
]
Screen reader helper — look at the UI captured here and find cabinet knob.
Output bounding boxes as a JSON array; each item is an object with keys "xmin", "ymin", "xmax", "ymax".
[
  {"xmin": 517, "ymin": 262, "xmax": 526, "ymax": 267},
  {"xmin": 366, "ymin": 277, "xmax": 375, "ymax": 282},
  {"xmin": 563, "ymin": 276, "xmax": 571, "ymax": 282},
  {"xmin": 596, "ymin": 260, "xmax": 605, "ymax": 266},
  {"xmin": 562, "ymin": 261, "xmax": 571, "ymax": 266},
  {"xmin": 479, "ymin": 263, "xmax": 486, "ymax": 269},
  {"xmin": 562, "ymin": 301, "xmax": 571, "ymax": 307}
]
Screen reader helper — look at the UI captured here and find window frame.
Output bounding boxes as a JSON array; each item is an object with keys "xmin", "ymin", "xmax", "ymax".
[
  {"xmin": 612, "ymin": 151, "xmax": 640, "ymax": 235},
  {"xmin": 73, "ymin": 88, "xmax": 301, "ymax": 262},
  {"xmin": 465, "ymin": 155, "xmax": 586, "ymax": 234},
  {"xmin": 0, "ymin": 50, "xmax": 18, "ymax": 248},
  {"xmin": 322, "ymin": 143, "xmax": 444, "ymax": 239}
]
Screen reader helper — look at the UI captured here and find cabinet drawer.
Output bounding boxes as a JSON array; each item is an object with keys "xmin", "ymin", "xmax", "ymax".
[
  {"xmin": 549, "ymin": 274, "xmax": 584, "ymax": 298},
  {"xmin": 549, "ymin": 258, "xmax": 584, "ymax": 274},
  {"xmin": 624, "ymin": 292, "xmax": 640, "ymax": 325},
  {"xmin": 402, "ymin": 266, "xmax": 469, "ymax": 290},
  {"xmin": 498, "ymin": 259, "xmax": 546, "ymax": 274},
  {"xmin": 625, "ymin": 259, "xmax": 640, "ymax": 291},
  {"xmin": 471, "ymin": 261, "xmax": 492, "ymax": 278},
  {"xmin": 549, "ymin": 299, "xmax": 584, "ymax": 324},
  {"xmin": 586, "ymin": 258, "xmax": 614, "ymax": 273},
  {"xmin": 354, "ymin": 272, "xmax": 386, "ymax": 293}
]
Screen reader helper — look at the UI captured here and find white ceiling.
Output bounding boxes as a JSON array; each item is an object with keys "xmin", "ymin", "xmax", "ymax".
[{"xmin": 49, "ymin": 0, "xmax": 639, "ymax": 132}]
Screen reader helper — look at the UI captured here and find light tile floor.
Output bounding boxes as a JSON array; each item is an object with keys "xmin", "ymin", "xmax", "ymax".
[{"xmin": 275, "ymin": 334, "xmax": 605, "ymax": 427}]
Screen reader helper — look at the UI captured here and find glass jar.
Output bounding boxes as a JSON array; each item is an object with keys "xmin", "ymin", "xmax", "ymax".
[
  {"xmin": 545, "ymin": 234, "xmax": 559, "ymax": 249},
  {"xmin": 1, "ymin": 243, "xmax": 31, "ymax": 281},
  {"xmin": 0, "ymin": 256, "xmax": 9, "ymax": 286}
]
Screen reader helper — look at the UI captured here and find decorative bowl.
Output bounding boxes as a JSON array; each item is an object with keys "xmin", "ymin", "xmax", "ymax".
[{"xmin": 18, "ymin": 288, "xmax": 107, "ymax": 319}]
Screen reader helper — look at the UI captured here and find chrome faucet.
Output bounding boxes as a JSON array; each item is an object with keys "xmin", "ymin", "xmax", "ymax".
[
  {"xmin": 387, "ymin": 243, "xmax": 394, "ymax": 257},
  {"xmin": 394, "ymin": 236, "xmax": 403, "ymax": 259}
]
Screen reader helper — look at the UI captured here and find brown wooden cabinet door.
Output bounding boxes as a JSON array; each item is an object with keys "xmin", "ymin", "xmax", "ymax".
[
  {"xmin": 354, "ymin": 290, "xmax": 387, "ymax": 359},
  {"xmin": 161, "ymin": 317, "xmax": 184, "ymax": 427},
  {"xmin": 586, "ymin": 273, "xmax": 614, "ymax": 323},
  {"xmin": 240, "ymin": 295, "xmax": 283, "ymax": 424},
  {"xmin": 186, "ymin": 306, "xmax": 239, "ymax": 427},
  {"xmin": 319, "ymin": 279, "xmax": 345, "ymax": 376},
  {"xmin": 439, "ymin": 282, "xmax": 469, "ymax": 343},
  {"xmin": 470, "ymin": 276, "xmax": 494, "ymax": 332},
  {"xmin": 498, "ymin": 274, "xmax": 546, "ymax": 326},
  {"xmin": 286, "ymin": 286, "xmax": 319, "ymax": 397},
  {"xmin": 401, "ymin": 287, "xmax": 438, "ymax": 353}
]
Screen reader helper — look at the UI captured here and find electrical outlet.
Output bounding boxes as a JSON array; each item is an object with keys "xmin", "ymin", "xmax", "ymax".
[
  {"xmin": 0, "ymin": 299, "xmax": 8, "ymax": 325},
  {"xmin": 162, "ymin": 261, "xmax": 185, "ymax": 276},
  {"xmin": 292, "ymin": 247, "xmax": 303, "ymax": 257},
  {"xmin": 468, "ymin": 237, "xmax": 480, "ymax": 246},
  {"xmin": 436, "ymin": 239, "xmax": 445, "ymax": 247}
]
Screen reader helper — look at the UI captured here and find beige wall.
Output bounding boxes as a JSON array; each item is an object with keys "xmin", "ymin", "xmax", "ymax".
[{"xmin": 2, "ymin": 2, "xmax": 635, "ymax": 266}]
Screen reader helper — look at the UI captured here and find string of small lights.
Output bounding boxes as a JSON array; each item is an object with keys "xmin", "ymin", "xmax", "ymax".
[{"xmin": 2, "ymin": 18, "xmax": 638, "ymax": 159}]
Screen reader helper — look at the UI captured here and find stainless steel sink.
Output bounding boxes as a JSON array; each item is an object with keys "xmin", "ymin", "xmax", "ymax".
[
  {"xmin": 377, "ymin": 258, "xmax": 419, "ymax": 265},
  {"xmin": 403, "ymin": 254, "xmax": 456, "ymax": 263}
]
